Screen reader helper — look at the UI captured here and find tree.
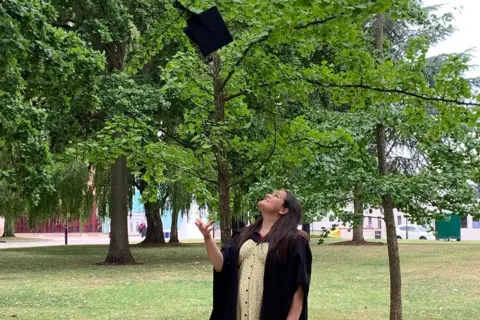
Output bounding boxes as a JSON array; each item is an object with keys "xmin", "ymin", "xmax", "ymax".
[
  {"xmin": 51, "ymin": 0, "xmax": 173, "ymax": 263},
  {"xmin": 2, "ymin": 217, "xmax": 15, "ymax": 237},
  {"xmin": 132, "ymin": 39, "xmax": 186, "ymax": 245},
  {"xmin": 346, "ymin": 3, "xmax": 458, "ymax": 242},
  {"xmin": 136, "ymin": 177, "xmax": 166, "ymax": 245},
  {"xmin": 167, "ymin": 182, "xmax": 193, "ymax": 243},
  {"xmin": 233, "ymin": 3, "xmax": 480, "ymax": 319},
  {"xmin": 133, "ymin": 0, "xmax": 420, "ymax": 246},
  {"xmin": 352, "ymin": 182, "xmax": 365, "ymax": 242},
  {"xmin": 373, "ymin": 15, "xmax": 403, "ymax": 320},
  {"xmin": 339, "ymin": 17, "xmax": 478, "ymax": 320},
  {"xmin": 0, "ymin": 0, "xmax": 103, "ymax": 231}
]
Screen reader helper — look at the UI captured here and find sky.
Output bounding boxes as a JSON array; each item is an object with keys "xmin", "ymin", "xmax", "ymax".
[{"xmin": 423, "ymin": 0, "xmax": 480, "ymax": 78}]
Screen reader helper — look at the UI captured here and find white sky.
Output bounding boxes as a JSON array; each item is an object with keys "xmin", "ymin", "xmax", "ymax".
[{"xmin": 424, "ymin": 0, "xmax": 480, "ymax": 78}]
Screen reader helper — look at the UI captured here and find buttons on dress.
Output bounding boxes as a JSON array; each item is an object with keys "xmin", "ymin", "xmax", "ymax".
[{"xmin": 237, "ymin": 240, "xmax": 269, "ymax": 320}]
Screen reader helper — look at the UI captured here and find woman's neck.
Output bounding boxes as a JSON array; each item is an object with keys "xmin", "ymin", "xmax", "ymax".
[{"xmin": 260, "ymin": 214, "xmax": 278, "ymax": 236}]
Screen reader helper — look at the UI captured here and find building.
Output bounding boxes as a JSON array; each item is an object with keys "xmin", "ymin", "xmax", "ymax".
[
  {"xmin": 15, "ymin": 170, "xmax": 101, "ymax": 235},
  {"xmin": 101, "ymin": 189, "xmax": 209, "ymax": 240},
  {"xmin": 15, "ymin": 203, "xmax": 100, "ymax": 234},
  {"xmin": 312, "ymin": 204, "xmax": 480, "ymax": 240},
  {"xmin": 13, "ymin": 186, "xmax": 208, "ymax": 240}
]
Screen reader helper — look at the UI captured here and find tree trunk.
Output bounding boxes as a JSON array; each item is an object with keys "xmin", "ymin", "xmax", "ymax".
[
  {"xmin": 169, "ymin": 208, "xmax": 180, "ymax": 243},
  {"xmin": 104, "ymin": 153, "xmax": 135, "ymax": 264},
  {"xmin": 232, "ymin": 218, "xmax": 246, "ymax": 230},
  {"xmin": 375, "ymin": 13, "xmax": 402, "ymax": 320},
  {"xmin": 101, "ymin": 41, "xmax": 134, "ymax": 264},
  {"xmin": 137, "ymin": 176, "xmax": 166, "ymax": 245},
  {"xmin": 212, "ymin": 52, "xmax": 232, "ymax": 246},
  {"xmin": 302, "ymin": 223, "xmax": 311, "ymax": 236},
  {"xmin": 352, "ymin": 182, "xmax": 365, "ymax": 242},
  {"xmin": 232, "ymin": 190, "xmax": 245, "ymax": 234},
  {"xmin": 232, "ymin": 217, "xmax": 246, "ymax": 237},
  {"xmin": 141, "ymin": 201, "xmax": 165, "ymax": 245},
  {"xmin": 4, "ymin": 217, "xmax": 15, "ymax": 237},
  {"xmin": 376, "ymin": 124, "xmax": 402, "ymax": 320}
]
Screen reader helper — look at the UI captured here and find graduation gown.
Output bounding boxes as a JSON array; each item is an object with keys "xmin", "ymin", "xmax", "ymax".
[{"xmin": 210, "ymin": 232, "xmax": 312, "ymax": 320}]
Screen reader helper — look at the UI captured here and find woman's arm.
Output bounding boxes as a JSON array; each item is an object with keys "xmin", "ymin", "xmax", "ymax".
[
  {"xmin": 203, "ymin": 235, "xmax": 224, "ymax": 272},
  {"xmin": 287, "ymin": 284, "xmax": 304, "ymax": 320},
  {"xmin": 195, "ymin": 219, "xmax": 224, "ymax": 272}
]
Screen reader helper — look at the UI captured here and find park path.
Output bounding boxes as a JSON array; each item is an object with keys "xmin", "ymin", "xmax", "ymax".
[{"xmin": 0, "ymin": 235, "xmax": 143, "ymax": 249}]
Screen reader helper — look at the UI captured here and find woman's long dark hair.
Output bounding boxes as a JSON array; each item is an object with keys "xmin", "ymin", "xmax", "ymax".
[{"xmin": 236, "ymin": 191, "xmax": 305, "ymax": 262}]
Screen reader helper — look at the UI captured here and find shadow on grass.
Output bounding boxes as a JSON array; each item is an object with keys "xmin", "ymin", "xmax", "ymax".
[{"xmin": 132, "ymin": 242, "xmax": 205, "ymax": 248}]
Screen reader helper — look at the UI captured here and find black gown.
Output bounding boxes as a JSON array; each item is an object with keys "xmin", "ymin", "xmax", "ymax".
[{"xmin": 210, "ymin": 231, "xmax": 312, "ymax": 320}]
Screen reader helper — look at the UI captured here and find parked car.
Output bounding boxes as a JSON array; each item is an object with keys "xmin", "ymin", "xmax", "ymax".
[{"xmin": 396, "ymin": 225, "xmax": 435, "ymax": 240}]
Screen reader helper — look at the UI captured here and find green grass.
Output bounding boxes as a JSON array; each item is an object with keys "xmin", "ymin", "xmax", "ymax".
[{"xmin": 1, "ymin": 241, "xmax": 480, "ymax": 320}]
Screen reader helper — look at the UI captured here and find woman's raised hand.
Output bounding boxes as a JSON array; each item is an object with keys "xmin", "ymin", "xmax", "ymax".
[{"xmin": 195, "ymin": 218, "xmax": 214, "ymax": 240}]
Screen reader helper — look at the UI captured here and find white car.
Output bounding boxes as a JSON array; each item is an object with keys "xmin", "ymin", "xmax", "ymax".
[{"xmin": 396, "ymin": 225, "xmax": 436, "ymax": 240}]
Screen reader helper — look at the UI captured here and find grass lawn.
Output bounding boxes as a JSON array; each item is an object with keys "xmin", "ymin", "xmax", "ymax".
[{"xmin": 1, "ymin": 241, "xmax": 480, "ymax": 320}]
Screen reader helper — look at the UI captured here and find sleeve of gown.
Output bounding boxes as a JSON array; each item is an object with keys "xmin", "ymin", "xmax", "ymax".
[
  {"xmin": 215, "ymin": 227, "xmax": 243, "ymax": 273},
  {"xmin": 293, "ymin": 236, "xmax": 312, "ymax": 296},
  {"xmin": 211, "ymin": 236, "xmax": 239, "ymax": 320},
  {"xmin": 216, "ymin": 237, "xmax": 237, "ymax": 273}
]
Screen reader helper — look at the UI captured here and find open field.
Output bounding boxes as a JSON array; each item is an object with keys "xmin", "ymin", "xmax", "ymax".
[{"xmin": 1, "ymin": 241, "xmax": 480, "ymax": 319}]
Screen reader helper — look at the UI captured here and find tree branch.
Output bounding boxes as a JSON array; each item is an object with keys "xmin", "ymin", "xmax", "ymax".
[
  {"xmin": 200, "ymin": 120, "xmax": 220, "ymax": 172},
  {"xmin": 294, "ymin": 15, "xmax": 339, "ymax": 30},
  {"xmin": 229, "ymin": 119, "xmax": 278, "ymax": 188},
  {"xmin": 157, "ymin": 126, "xmax": 195, "ymax": 150},
  {"xmin": 190, "ymin": 77, "xmax": 214, "ymax": 96},
  {"xmin": 156, "ymin": 153, "xmax": 217, "ymax": 184},
  {"xmin": 288, "ymin": 137, "xmax": 343, "ymax": 149},
  {"xmin": 308, "ymin": 80, "xmax": 480, "ymax": 106},
  {"xmin": 225, "ymin": 90, "xmax": 248, "ymax": 102},
  {"xmin": 221, "ymin": 32, "xmax": 272, "ymax": 90},
  {"xmin": 386, "ymin": 132, "xmax": 401, "ymax": 158},
  {"xmin": 221, "ymin": 14, "xmax": 340, "ymax": 90}
]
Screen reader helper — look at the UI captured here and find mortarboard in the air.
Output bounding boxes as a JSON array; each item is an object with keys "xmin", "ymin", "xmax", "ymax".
[{"xmin": 174, "ymin": 1, "xmax": 233, "ymax": 56}]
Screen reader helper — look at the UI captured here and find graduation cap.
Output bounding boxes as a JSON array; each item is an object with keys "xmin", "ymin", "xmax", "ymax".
[{"xmin": 174, "ymin": 1, "xmax": 233, "ymax": 57}]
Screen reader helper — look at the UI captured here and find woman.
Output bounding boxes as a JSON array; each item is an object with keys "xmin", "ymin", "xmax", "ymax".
[{"xmin": 195, "ymin": 190, "xmax": 312, "ymax": 320}]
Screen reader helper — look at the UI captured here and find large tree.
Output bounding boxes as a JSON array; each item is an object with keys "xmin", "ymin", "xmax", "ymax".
[
  {"xmin": 131, "ymin": 0, "xmax": 423, "ymax": 246},
  {"xmin": 0, "ymin": 0, "xmax": 103, "ymax": 231},
  {"xmin": 209, "ymin": 3, "xmax": 480, "ymax": 319},
  {"xmin": 51, "ymin": 0, "xmax": 174, "ymax": 263}
]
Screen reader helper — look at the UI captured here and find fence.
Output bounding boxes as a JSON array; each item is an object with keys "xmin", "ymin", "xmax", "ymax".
[{"xmin": 16, "ymin": 216, "xmax": 102, "ymax": 233}]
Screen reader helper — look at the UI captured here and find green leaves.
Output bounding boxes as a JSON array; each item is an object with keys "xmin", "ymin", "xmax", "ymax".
[
  {"xmin": 3, "ymin": 0, "xmax": 478, "ymax": 230},
  {"xmin": 0, "ymin": 0, "xmax": 103, "ymax": 207}
]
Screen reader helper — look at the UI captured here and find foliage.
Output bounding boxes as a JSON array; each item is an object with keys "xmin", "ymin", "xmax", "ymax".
[
  {"xmin": 3, "ymin": 0, "xmax": 479, "ymax": 239},
  {"xmin": 115, "ymin": 1, "xmax": 480, "ymax": 235},
  {"xmin": 0, "ymin": 0, "xmax": 103, "ymax": 222},
  {"xmin": 124, "ymin": 1, "xmax": 418, "ymax": 224},
  {"xmin": 255, "ymin": 3, "xmax": 480, "ymax": 226}
]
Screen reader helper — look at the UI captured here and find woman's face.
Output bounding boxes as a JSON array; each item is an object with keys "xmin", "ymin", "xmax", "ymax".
[{"xmin": 258, "ymin": 190, "xmax": 288, "ymax": 215}]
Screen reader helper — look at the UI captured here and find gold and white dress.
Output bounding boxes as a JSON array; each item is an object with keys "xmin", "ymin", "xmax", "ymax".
[{"xmin": 236, "ymin": 239, "xmax": 269, "ymax": 320}]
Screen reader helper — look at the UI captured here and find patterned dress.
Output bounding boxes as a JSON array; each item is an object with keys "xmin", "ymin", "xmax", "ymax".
[
  {"xmin": 236, "ymin": 239, "xmax": 269, "ymax": 320},
  {"xmin": 210, "ymin": 231, "xmax": 312, "ymax": 320}
]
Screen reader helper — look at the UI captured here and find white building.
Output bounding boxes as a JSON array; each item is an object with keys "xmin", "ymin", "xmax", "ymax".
[
  {"xmin": 312, "ymin": 204, "xmax": 480, "ymax": 241},
  {"xmin": 101, "ymin": 189, "xmax": 210, "ymax": 240}
]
